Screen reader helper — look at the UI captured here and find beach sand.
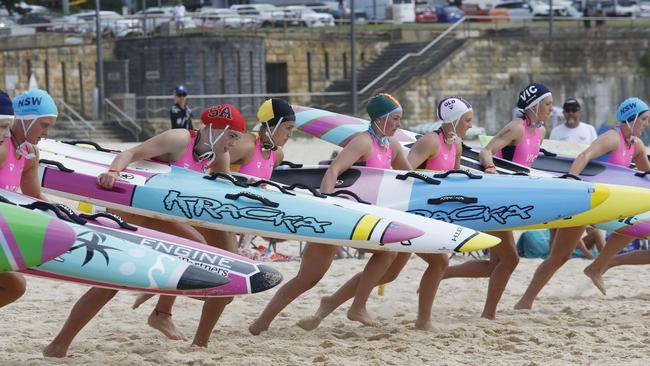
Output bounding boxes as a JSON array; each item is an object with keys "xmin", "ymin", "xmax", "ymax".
[{"xmin": 2, "ymin": 138, "xmax": 650, "ymax": 365}]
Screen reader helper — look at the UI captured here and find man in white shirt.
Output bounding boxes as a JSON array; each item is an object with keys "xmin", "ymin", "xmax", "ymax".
[
  {"xmin": 172, "ymin": 0, "xmax": 186, "ymax": 30},
  {"xmin": 549, "ymin": 98, "xmax": 598, "ymax": 144}
]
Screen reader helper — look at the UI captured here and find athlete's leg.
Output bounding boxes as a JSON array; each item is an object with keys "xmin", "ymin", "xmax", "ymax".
[
  {"xmin": 584, "ymin": 232, "xmax": 635, "ymax": 295},
  {"xmin": 43, "ymin": 288, "xmax": 118, "ymax": 357},
  {"xmin": 514, "ymin": 226, "xmax": 586, "ymax": 310},
  {"xmin": 249, "ymin": 243, "xmax": 338, "ymax": 335},
  {"xmin": 481, "ymin": 231, "xmax": 518, "ymax": 319},
  {"xmin": 415, "ymin": 253, "xmax": 449, "ymax": 330},
  {"xmin": 0, "ymin": 272, "xmax": 26, "ymax": 309},
  {"xmin": 347, "ymin": 251, "xmax": 398, "ymax": 326}
]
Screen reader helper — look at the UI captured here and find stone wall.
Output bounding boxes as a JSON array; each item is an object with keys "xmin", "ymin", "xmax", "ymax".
[
  {"xmin": 395, "ymin": 37, "xmax": 650, "ymax": 133},
  {"xmin": 265, "ymin": 35, "xmax": 390, "ymax": 105},
  {"xmin": 0, "ymin": 34, "xmax": 111, "ymax": 118}
]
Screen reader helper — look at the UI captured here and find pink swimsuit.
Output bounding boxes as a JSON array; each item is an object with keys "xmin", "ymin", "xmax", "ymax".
[
  {"xmin": 169, "ymin": 130, "xmax": 211, "ymax": 173},
  {"xmin": 365, "ymin": 135, "xmax": 392, "ymax": 169},
  {"xmin": 234, "ymin": 136, "xmax": 276, "ymax": 180},
  {"xmin": 495, "ymin": 120, "xmax": 542, "ymax": 167},
  {"xmin": 424, "ymin": 131, "xmax": 456, "ymax": 171},
  {"xmin": 596, "ymin": 128, "xmax": 635, "ymax": 167},
  {"xmin": 0, "ymin": 138, "xmax": 26, "ymax": 192}
]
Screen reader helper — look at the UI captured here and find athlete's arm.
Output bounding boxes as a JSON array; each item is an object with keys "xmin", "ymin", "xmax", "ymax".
[
  {"xmin": 274, "ymin": 148, "xmax": 285, "ymax": 169},
  {"xmin": 390, "ymin": 138, "xmax": 412, "ymax": 171},
  {"xmin": 632, "ymin": 139, "xmax": 650, "ymax": 171},
  {"xmin": 228, "ymin": 134, "xmax": 254, "ymax": 165},
  {"xmin": 20, "ymin": 147, "xmax": 47, "ymax": 200},
  {"xmin": 208, "ymin": 151, "xmax": 231, "ymax": 174},
  {"xmin": 568, "ymin": 131, "xmax": 618, "ymax": 176},
  {"xmin": 407, "ymin": 133, "xmax": 438, "ymax": 169},
  {"xmin": 320, "ymin": 135, "xmax": 369, "ymax": 194},
  {"xmin": 479, "ymin": 120, "xmax": 522, "ymax": 173},
  {"xmin": 454, "ymin": 141, "xmax": 462, "ymax": 170}
]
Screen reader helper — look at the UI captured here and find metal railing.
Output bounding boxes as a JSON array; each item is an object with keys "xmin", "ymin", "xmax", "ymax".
[
  {"xmin": 104, "ymin": 98, "xmax": 142, "ymax": 141},
  {"xmin": 57, "ymin": 98, "xmax": 95, "ymax": 138}
]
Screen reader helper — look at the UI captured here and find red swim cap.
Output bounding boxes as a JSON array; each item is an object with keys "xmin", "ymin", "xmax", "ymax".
[{"xmin": 200, "ymin": 104, "xmax": 247, "ymax": 133}]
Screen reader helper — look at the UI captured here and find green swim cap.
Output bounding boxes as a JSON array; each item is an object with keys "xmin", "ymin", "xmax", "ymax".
[{"xmin": 366, "ymin": 93, "xmax": 402, "ymax": 121}]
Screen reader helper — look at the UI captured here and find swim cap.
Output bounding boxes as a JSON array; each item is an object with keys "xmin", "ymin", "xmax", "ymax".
[
  {"xmin": 616, "ymin": 97, "xmax": 649, "ymax": 123},
  {"xmin": 201, "ymin": 104, "xmax": 246, "ymax": 133},
  {"xmin": 517, "ymin": 83, "xmax": 552, "ymax": 111},
  {"xmin": 257, "ymin": 98, "xmax": 295, "ymax": 126},
  {"xmin": 12, "ymin": 89, "xmax": 57, "ymax": 119},
  {"xmin": 0, "ymin": 90, "xmax": 13, "ymax": 119},
  {"xmin": 174, "ymin": 85, "xmax": 187, "ymax": 96},
  {"xmin": 437, "ymin": 96, "xmax": 472, "ymax": 124},
  {"xmin": 367, "ymin": 93, "xmax": 402, "ymax": 121}
]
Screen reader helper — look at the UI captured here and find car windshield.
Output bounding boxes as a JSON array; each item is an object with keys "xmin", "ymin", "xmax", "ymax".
[{"xmin": 619, "ymin": 0, "xmax": 636, "ymax": 5}]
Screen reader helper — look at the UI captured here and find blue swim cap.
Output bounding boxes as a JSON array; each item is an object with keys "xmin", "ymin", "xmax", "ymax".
[
  {"xmin": 517, "ymin": 82, "xmax": 552, "ymax": 111},
  {"xmin": 174, "ymin": 85, "xmax": 187, "ymax": 95},
  {"xmin": 0, "ymin": 90, "xmax": 13, "ymax": 119},
  {"xmin": 12, "ymin": 89, "xmax": 57, "ymax": 119},
  {"xmin": 616, "ymin": 97, "xmax": 649, "ymax": 123}
]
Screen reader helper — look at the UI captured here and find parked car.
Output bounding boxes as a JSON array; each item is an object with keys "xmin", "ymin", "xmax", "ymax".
[
  {"xmin": 16, "ymin": 13, "xmax": 53, "ymax": 32},
  {"xmin": 613, "ymin": 0, "xmax": 638, "ymax": 16},
  {"xmin": 415, "ymin": 2, "xmax": 439, "ymax": 22},
  {"xmin": 493, "ymin": 1, "xmax": 535, "ymax": 19},
  {"xmin": 197, "ymin": 7, "xmax": 257, "ymax": 29},
  {"xmin": 135, "ymin": 6, "xmax": 196, "ymax": 34},
  {"xmin": 69, "ymin": 11, "xmax": 141, "ymax": 38},
  {"xmin": 434, "ymin": 5, "xmax": 465, "ymax": 22},
  {"xmin": 284, "ymin": 5, "xmax": 335, "ymax": 27},
  {"xmin": 638, "ymin": 0, "xmax": 650, "ymax": 16},
  {"xmin": 230, "ymin": 4, "xmax": 284, "ymax": 27}
]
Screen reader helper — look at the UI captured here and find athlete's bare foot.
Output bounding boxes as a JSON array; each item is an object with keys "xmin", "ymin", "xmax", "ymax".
[
  {"xmin": 414, "ymin": 319, "xmax": 433, "ymax": 331},
  {"xmin": 248, "ymin": 318, "xmax": 269, "ymax": 335},
  {"xmin": 42, "ymin": 343, "xmax": 67, "ymax": 358},
  {"xmin": 132, "ymin": 294, "xmax": 155, "ymax": 309},
  {"xmin": 296, "ymin": 296, "xmax": 338, "ymax": 331},
  {"xmin": 513, "ymin": 300, "xmax": 532, "ymax": 311},
  {"xmin": 480, "ymin": 311, "xmax": 496, "ymax": 320},
  {"xmin": 347, "ymin": 307, "xmax": 381, "ymax": 327},
  {"xmin": 584, "ymin": 266, "xmax": 607, "ymax": 296},
  {"xmin": 147, "ymin": 310, "xmax": 185, "ymax": 340}
]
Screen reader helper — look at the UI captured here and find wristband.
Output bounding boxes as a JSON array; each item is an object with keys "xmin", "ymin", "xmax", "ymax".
[
  {"xmin": 108, "ymin": 168, "xmax": 121, "ymax": 173},
  {"xmin": 483, "ymin": 164, "xmax": 496, "ymax": 170}
]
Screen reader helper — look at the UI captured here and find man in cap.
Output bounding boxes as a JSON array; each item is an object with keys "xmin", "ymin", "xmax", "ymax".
[
  {"xmin": 170, "ymin": 85, "xmax": 193, "ymax": 130},
  {"xmin": 549, "ymin": 98, "xmax": 598, "ymax": 144}
]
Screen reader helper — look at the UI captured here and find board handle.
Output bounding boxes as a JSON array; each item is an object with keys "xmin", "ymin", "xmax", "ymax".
[
  {"xmin": 203, "ymin": 172, "xmax": 249, "ymax": 187},
  {"xmin": 634, "ymin": 171, "xmax": 650, "ymax": 178},
  {"xmin": 557, "ymin": 173, "xmax": 582, "ymax": 181},
  {"xmin": 20, "ymin": 201, "xmax": 83, "ymax": 224},
  {"xmin": 278, "ymin": 160, "xmax": 303, "ymax": 168},
  {"xmin": 224, "ymin": 192, "xmax": 279, "ymax": 208},
  {"xmin": 79, "ymin": 212, "xmax": 138, "ymax": 231},
  {"xmin": 324, "ymin": 190, "xmax": 371, "ymax": 205},
  {"xmin": 284, "ymin": 183, "xmax": 326, "ymax": 198},
  {"xmin": 40, "ymin": 159, "xmax": 75, "ymax": 173},
  {"xmin": 0, "ymin": 194, "xmax": 16, "ymax": 205},
  {"xmin": 539, "ymin": 148, "xmax": 558, "ymax": 157},
  {"xmin": 433, "ymin": 169, "xmax": 482, "ymax": 180},
  {"xmin": 248, "ymin": 180, "xmax": 295, "ymax": 196},
  {"xmin": 395, "ymin": 171, "xmax": 441, "ymax": 185},
  {"xmin": 52, "ymin": 203, "xmax": 90, "ymax": 225},
  {"xmin": 62, "ymin": 140, "xmax": 117, "ymax": 153},
  {"xmin": 510, "ymin": 172, "xmax": 530, "ymax": 176},
  {"xmin": 427, "ymin": 195, "xmax": 478, "ymax": 205}
]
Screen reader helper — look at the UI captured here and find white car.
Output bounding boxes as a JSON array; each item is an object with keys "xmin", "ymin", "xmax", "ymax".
[
  {"xmin": 284, "ymin": 5, "xmax": 335, "ymax": 27},
  {"xmin": 67, "ymin": 11, "xmax": 141, "ymax": 38},
  {"xmin": 493, "ymin": 1, "xmax": 535, "ymax": 20},
  {"xmin": 135, "ymin": 6, "xmax": 197, "ymax": 34},
  {"xmin": 638, "ymin": 0, "xmax": 650, "ymax": 16},
  {"xmin": 197, "ymin": 7, "xmax": 257, "ymax": 29},
  {"xmin": 613, "ymin": 0, "xmax": 638, "ymax": 16},
  {"xmin": 230, "ymin": 4, "xmax": 284, "ymax": 28}
]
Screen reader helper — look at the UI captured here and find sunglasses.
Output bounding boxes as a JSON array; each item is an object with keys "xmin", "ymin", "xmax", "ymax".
[
  {"xmin": 176, "ymin": 93, "xmax": 187, "ymax": 97},
  {"xmin": 564, "ymin": 107, "xmax": 579, "ymax": 113}
]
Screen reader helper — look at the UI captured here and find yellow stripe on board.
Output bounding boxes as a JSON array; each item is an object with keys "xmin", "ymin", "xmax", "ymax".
[{"xmin": 351, "ymin": 215, "xmax": 381, "ymax": 241}]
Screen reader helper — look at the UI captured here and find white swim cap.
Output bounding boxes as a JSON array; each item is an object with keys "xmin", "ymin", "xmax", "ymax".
[{"xmin": 437, "ymin": 96, "xmax": 472, "ymax": 125}]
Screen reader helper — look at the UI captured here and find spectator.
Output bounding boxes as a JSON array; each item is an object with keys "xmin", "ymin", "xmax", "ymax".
[
  {"xmin": 170, "ymin": 85, "xmax": 193, "ymax": 130},
  {"xmin": 172, "ymin": 0, "xmax": 186, "ymax": 31},
  {"xmin": 549, "ymin": 98, "xmax": 598, "ymax": 144}
]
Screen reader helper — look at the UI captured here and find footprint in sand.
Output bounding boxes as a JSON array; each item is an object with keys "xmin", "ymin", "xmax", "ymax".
[{"xmin": 366, "ymin": 333, "xmax": 391, "ymax": 341}]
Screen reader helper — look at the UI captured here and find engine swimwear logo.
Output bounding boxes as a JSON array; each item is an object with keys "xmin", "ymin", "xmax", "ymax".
[
  {"xmin": 409, "ymin": 204, "xmax": 534, "ymax": 225},
  {"xmin": 163, "ymin": 190, "xmax": 332, "ymax": 234}
]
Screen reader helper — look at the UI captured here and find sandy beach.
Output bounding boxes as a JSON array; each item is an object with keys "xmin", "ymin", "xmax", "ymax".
[{"xmin": 2, "ymin": 138, "xmax": 650, "ymax": 365}]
